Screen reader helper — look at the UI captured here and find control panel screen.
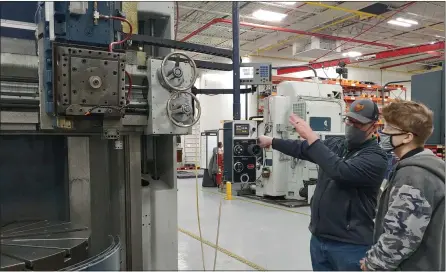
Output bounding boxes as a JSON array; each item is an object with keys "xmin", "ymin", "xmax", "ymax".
[
  {"xmin": 309, "ymin": 117, "xmax": 331, "ymax": 131},
  {"xmin": 239, "ymin": 63, "xmax": 272, "ymax": 85},
  {"xmin": 234, "ymin": 124, "xmax": 250, "ymax": 135},
  {"xmin": 240, "ymin": 67, "xmax": 254, "ymax": 79}
]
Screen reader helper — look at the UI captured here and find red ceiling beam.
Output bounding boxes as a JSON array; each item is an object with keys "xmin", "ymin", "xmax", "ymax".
[
  {"xmin": 180, "ymin": 18, "xmax": 396, "ymax": 49},
  {"xmin": 380, "ymin": 55, "xmax": 444, "ymax": 69},
  {"xmin": 276, "ymin": 41, "xmax": 445, "ymax": 75}
]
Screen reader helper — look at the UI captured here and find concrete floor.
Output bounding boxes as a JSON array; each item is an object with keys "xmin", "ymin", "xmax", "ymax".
[{"xmin": 177, "ymin": 177, "xmax": 313, "ymax": 271}]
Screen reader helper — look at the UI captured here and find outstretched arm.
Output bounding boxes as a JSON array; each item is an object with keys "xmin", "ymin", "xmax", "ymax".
[{"xmin": 272, "ymin": 138, "xmax": 314, "ymax": 162}]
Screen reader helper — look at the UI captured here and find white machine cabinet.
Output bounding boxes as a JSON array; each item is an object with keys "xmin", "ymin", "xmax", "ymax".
[{"xmin": 257, "ymin": 81, "xmax": 345, "ymax": 202}]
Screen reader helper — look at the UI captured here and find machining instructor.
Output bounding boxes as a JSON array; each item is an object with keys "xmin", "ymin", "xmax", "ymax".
[{"xmin": 258, "ymin": 99, "xmax": 388, "ymax": 271}]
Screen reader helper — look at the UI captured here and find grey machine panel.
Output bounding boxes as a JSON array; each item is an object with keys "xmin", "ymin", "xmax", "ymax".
[
  {"xmin": 146, "ymin": 58, "xmax": 193, "ymax": 135},
  {"xmin": 53, "ymin": 46, "xmax": 127, "ymax": 117},
  {"xmin": 411, "ymin": 67, "xmax": 445, "ymax": 145}
]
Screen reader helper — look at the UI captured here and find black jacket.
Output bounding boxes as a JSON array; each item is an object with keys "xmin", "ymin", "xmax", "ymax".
[{"xmin": 272, "ymin": 137, "xmax": 387, "ymax": 245}]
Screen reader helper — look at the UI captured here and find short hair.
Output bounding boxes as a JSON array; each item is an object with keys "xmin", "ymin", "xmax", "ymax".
[
  {"xmin": 218, "ymin": 142, "xmax": 223, "ymax": 148},
  {"xmin": 382, "ymin": 100, "xmax": 434, "ymax": 145}
]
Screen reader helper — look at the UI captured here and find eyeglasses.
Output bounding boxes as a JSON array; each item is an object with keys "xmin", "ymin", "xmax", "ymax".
[
  {"xmin": 382, "ymin": 123, "xmax": 418, "ymax": 136},
  {"xmin": 343, "ymin": 117, "xmax": 369, "ymax": 129}
]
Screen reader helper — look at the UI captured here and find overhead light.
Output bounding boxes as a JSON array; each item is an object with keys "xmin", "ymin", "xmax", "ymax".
[
  {"xmin": 252, "ymin": 9, "xmax": 287, "ymax": 22},
  {"xmin": 277, "ymin": 2, "xmax": 297, "ymax": 5},
  {"xmin": 342, "ymin": 51, "xmax": 362, "ymax": 58},
  {"xmin": 387, "ymin": 20, "xmax": 412, "ymax": 27},
  {"xmin": 396, "ymin": 17, "xmax": 418, "ymax": 25}
]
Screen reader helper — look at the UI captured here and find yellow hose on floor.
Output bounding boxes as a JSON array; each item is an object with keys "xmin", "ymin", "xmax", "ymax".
[{"xmin": 194, "ymin": 138, "xmax": 223, "ymax": 271}]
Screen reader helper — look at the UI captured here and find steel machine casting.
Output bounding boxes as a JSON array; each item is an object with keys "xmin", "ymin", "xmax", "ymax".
[{"xmin": 0, "ymin": 1, "xmax": 219, "ymax": 270}]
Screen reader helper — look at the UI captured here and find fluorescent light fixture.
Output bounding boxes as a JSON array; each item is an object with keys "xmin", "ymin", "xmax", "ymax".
[
  {"xmin": 396, "ymin": 17, "xmax": 418, "ymax": 25},
  {"xmin": 252, "ymin": 9, "xmax": 287, "ymax": 22},
  {"xmin": 342, "ymin": 51, "xmax": 362, "ymax": 58},
  {"xmin": 387, "ymin": 20, "xmax": 411, "ymax": 27},
  {"xmin": 277, "ymin": 2, "xmax": 297, "ymax": 5}
]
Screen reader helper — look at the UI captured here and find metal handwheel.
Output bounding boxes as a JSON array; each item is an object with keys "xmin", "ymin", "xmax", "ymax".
[
  {"xmin": 158, "ymin": 52, "xmax": 198, "ymax": 92},
  {"xmin": 166, "ymin": 90, "xmax": 201, "ymax": 128}
]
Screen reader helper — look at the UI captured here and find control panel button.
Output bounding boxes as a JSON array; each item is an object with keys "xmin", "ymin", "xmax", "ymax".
[{"xmin": 234, "ymin": 162, "xmax": 244, "ymax": 173}]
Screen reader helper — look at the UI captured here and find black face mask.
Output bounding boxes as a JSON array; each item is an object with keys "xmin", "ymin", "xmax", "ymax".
[{"xmin": 345, "ymin": 123, "xmax": 373, "ymax": 149}]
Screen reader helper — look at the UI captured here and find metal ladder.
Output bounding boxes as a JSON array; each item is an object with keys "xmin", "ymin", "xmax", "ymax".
[{"xmin": 183, "ymin": 122, "xmax": 201, "ymax": 168}]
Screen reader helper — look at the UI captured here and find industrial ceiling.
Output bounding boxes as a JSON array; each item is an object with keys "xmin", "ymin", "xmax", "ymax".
[{"xmin": 175, "ymin": 1, "xmax": 445, "ymax": 73}]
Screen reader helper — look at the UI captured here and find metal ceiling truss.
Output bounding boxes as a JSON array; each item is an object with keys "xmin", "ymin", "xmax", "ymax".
[{"xmin": 175, "ymin": 1, "xmax": 444, "ymax": 70}]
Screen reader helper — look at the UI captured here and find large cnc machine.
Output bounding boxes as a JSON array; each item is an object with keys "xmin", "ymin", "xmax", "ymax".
[
  {"xmin": 255, "ymin": 81, "xmax": 345, "ymax": 204},
  {"xmin": 0, "ymin": 1, "xmax": 229, "ymax": 270}
]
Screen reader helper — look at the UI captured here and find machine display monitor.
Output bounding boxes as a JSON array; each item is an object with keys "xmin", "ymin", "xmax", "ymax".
[
  {"xmin": 240, "ymin": 67, "xmax": 254, "ymax": 79},
  {"xmin": 234, "ymin": 124, "xmax": 250, "ymax": 135},
  {"xmin": 309, "ymin": 117, "xmax": 331, "ymax": 131}
]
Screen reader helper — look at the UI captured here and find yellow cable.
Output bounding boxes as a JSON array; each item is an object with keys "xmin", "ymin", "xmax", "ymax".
[
  {"xmin": 178, "ymin": 228, "xmax": 267, "ymax": 271},
  {"xmin": 194, "ymin": 135, "xmax": 224, "ymax": 271},
  {"xmin": 213, "ymin": 199, "xmax": 222, "ymax": 271},
  {"xmin": 195, "ymin": 145, "xmax": 206, "ymax": 270}
]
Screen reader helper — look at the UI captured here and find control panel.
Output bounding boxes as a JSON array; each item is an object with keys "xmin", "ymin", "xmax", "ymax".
[
  {"xmin": 231, "ymin": 120, "xmax": 260, "ymax": 184},
  {"xmin": 240, "ymin": 63, "xmax": 272, "ymax": 85},
  {"xmin": 233, "ymin": 139, "xmax": 259, "ymax": 183}
]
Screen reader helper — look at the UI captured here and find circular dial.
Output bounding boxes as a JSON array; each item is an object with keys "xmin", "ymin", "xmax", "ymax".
[
  {"xmin": 233, "ymin": 145, "xmax": 244, "ymax": 156},
  {"xmin": 240, "ymin": 174, "xmax": 249, "ymax": 183},
  {"xmin": 233, "ymin": 162, "xmax": 244, "ymax": 173}
]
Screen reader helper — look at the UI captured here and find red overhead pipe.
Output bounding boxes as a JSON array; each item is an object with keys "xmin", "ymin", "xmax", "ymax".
[
  {"xmin": 311, "ymin": 1, "xmax": 416, "ymax": 63},
  {"xmin": 276, "ymin": 41, "xmax": 445, "ymax": 75},
  {"xmin": 380, "ymin": 55, "xmax": 444, "ymax": 70},
  {"xmin": 180, "ymin": 18, "xmax": 396, "ymax": 49}
]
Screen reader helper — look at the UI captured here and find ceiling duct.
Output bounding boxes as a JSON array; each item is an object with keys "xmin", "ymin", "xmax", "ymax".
[{"xmin": 292, "ymin": 36, "xmax": 342, "ymax": 59}]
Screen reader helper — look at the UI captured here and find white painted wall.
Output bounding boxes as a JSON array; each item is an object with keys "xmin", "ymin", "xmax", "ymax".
[{"xmin": 196, "ymin": 70, "xmax": 259, "ymax": 132}]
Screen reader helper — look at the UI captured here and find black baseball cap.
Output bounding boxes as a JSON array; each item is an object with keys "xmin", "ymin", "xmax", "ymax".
[{"xmin": 345, "ymin": 99, "xmax": 380, "ymax": 124}]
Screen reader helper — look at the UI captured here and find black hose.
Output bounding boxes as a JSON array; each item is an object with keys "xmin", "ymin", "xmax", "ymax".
[
  {"xmin": 306, "ymin": 65, "xmax": 318, "ymax": 78},
  {"xmin": 381, "ymin": 80, "xmax": 411, "ymax": 104}
]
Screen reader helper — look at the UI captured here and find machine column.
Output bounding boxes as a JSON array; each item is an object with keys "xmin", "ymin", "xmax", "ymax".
[
  {"xmin": 232, "ymin": 1, "xmax": 241, "ymax": 120},
  {"xmin": 124, "ymin": 134, "xmax": 143, "ymax": 270},
  {"xmin": 67, "ymin": 137, "xmax": 91, "ymax": 229}
]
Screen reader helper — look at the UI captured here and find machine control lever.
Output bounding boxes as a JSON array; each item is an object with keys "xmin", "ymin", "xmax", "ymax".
[
  {"xmin": 234, "ymin": 162, "xmax": 244, "ymax": 173},
  {"xmin": 233, "ymin": 144, "xmax": 244, "ymax": 155},
  {"xmin": 247, "ymin": 144, "xmax": 261, "ymax": 157}
]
